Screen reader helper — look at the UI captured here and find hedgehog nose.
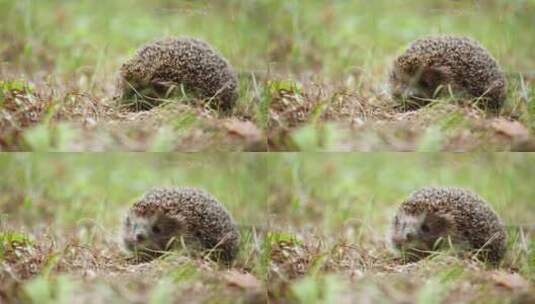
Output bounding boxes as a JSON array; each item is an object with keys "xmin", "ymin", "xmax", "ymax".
[
  {"xmin": 405, "ymin": 232, "xmax": 415, "ymax": 241},
  {"xmin": 136, "ymin": 233, "xmax": 146, "ymax": 242},
  {"xmin": 392, "ymin": 236, "xmax": 404, "ymax": 246}
]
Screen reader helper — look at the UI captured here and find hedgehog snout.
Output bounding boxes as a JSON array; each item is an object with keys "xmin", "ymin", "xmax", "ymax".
[
  {"xmin": 392, "ymin": 232, "xmax": 415, "ymax": 246},
  {"xmin": 404, "ymin": 231, "xmax": 416, "ymax": 241},
  {"xmin": 135, "ymin": 232, "xmax": 147, "ymax": 242},
  {"xmin": 123, "ymin": 232, "xmax": 142, "ymax": 245},
  {"xmin": 123, "ymin": 224, "xmax": 150, "ymax": 247},
  {"xmin": 122, "ymin": 234, "xmax": 137, "ymax": 251},
  {"xmin": 389, "ymin": 79, "xmax": 418, "ymax": 100}
]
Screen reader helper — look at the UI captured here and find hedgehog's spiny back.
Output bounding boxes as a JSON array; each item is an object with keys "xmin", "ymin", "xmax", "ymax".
[
  {"xmin": 132, "ymin": 187, "xmax": 222, "ymax": 216},
  {"xmin": 130, "ymin": 187, "xmax": 240, "ymax": 262},
  {"xmin": 119, "ymin": 37, "xmax": 238, "ymax": 110},
  {"xmin": 392, "ymin": 35, "xmax": 507, "ymax": 109},
  {"xmin": 399, "ymin": 186, "xmax": 507, "ymax": 263},
  {"xmin": 401, "ymin": 186, "xmax": 486, "ymax": 213}
]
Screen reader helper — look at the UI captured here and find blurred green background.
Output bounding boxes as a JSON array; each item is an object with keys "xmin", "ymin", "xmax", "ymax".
[
  {"xmin": 0, "ymin": 153, "xmax": 534, "ymax": 301},
  {"xmin": 1, "ymin": 153, "xmax": 533, "ymax": 237},
  {"xmin": 268, "ymin": 153, "xmax": 535, "ymax": 235},
  {"xmin": 1, "ymin": 0, "xmax": 534, "ymax": 151},
  {"xmin": 1, "ymin": 0, "xmax": 533, "ymax": 83},
  {"xmin": 0, "ymin": 153, "xmax": 269, "ymax": 233}
]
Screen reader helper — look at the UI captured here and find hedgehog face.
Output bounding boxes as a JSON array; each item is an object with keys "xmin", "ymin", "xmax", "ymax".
[
  {"xmin": 391, "ymin": 212, "xmax": 451, "ymax": 259},
  {"xmin": 390, "ymin": 58, "xmax": 453, "ymax": 104},
  {"xmin": 122, "ymin": 211, "xmax": 183, "ymax": 259},
  {"xmin": 119, "ymin": 58, "xmax": 154, "ymax": 96},
  {"xmin": 389, "ymin": 63, "xmax": 420, "ymax": 99},
  {"xmin": 120, "ymin": 61, "xmax": 146, "ymax": 86}
]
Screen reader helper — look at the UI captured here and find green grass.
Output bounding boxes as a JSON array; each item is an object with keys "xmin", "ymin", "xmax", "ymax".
[
  {"xmin": 0, "ymin": 154, "xmax": 268, "ymax": 228},
  {"xmin": 0, "ymin": 0, "xmax": 534, "ymax": 151},
  {"xmin": 0, "ymin": 153, "xmax": 270, "ymax": 302},
  {"xmin": 3, "ymin": 0, "xmax": 534, "ymax": 80},
  {"xmin": 0, "ymin": 153, "xmax": 534, "ymax": 302},
  {"xmin": 265, "ymin": 153, "xmax": 535, "ymax": 302},
  {"xmin": 267, "ymin": 153, "xmax": 535, "ymax": 228}
]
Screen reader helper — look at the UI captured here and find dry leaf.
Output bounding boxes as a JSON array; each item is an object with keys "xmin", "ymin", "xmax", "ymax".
[
  {"xmin": 491, "ymin": 271, "xmax": 530, "ymax": 290},
  {"xmin": 491, "ymin": 119, "xmax": 529, "ymax": 141},
  {"xmin": 223, "ymin": 270, "xmax": 262, "ymax": 290}
]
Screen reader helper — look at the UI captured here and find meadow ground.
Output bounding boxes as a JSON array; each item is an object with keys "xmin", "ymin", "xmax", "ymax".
[
  {"xmin": 1, "ymin": 153, "xmax": 534, "ymax": 303},
  {"xmin": 0, "ymin": 154, "xmax": 270, "ymax": 303},
  {"xmin": 1, "ymin": 0, "xmax": 534, "ymax": 151},
  {"xmin": 266, "ymin": 153, "xmax": 535, "ymax": 303}
]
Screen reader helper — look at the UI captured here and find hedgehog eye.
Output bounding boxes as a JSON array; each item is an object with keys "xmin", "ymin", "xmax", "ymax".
[{"xmin": 152, "ymin": 225, "xmax": 161, "ymax": 234}]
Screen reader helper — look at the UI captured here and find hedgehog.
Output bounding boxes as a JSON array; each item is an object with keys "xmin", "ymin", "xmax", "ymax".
[
  {"xmin": 390, "ymin": 187, "xmax": 507, "ymax": 264},
  {"xmin": 389, "ymin": 35, "xmax": 507, "ymax": 110},
  {"xmin": 118, "ymin": 37, "xmax": 239, "ymax": 111},
  {"xmin": 122, "ymin": 187, "xmax": 240, "ymax": 263}
]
